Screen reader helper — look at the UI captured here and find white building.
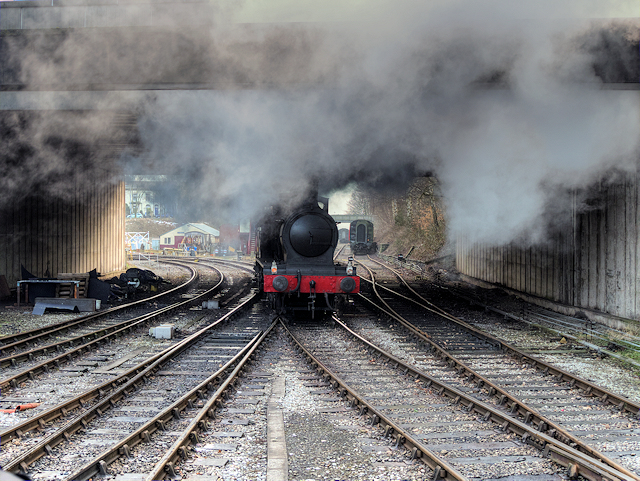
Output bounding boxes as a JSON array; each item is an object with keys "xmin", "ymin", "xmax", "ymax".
[{"xmin": 160, "ymin": 223, "xmax": 220, "ymax": 252}]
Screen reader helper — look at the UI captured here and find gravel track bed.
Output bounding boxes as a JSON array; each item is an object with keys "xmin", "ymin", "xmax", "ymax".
[
  {"xmin": 170, "ymin": 326, "xmax": 431, "ymax": 481},
  {"xmin": 351, "ymin": 256, "xmax": 640, "ymax": 477},
  {"xmin": 291, "ymin": 324, "xmax": 567, "ymax": 480},
  {"xmin": 0, "ymin": 263, "xmax": 252, "ymax": 465},
  {"xmin": 0, "ymin": 262, "xmax": 201, "ymax": 370},
  {"xmin": 403, "ymin": 277, "xmax": 640, "ymax": 404},
  {"xmin": 0, "ymin": 262, "xmax": 193, "ymax": 337},
  {"xmin": 20, "ymin": 299, "xmax": 267, "ymax": 480},
  {"xmin": 359, "ymin": 256, "xmax": 640, "ymax": 396},
  {"xmin": 346, "ymin": 314, "xmax": 640, "ymax": 475}
]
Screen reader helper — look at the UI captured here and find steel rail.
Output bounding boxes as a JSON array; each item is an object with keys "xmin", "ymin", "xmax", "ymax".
[
  {"xmin": 355, "ymin": 263, "xmax": 639, "ymax": 480},
  {"xmin": 281, "ymin": 320, "xmax": 467, "ymax": 481},
  {"xmin": 0, "ymin": 265, "xmax": 229, "ymax": 444},
  {"xmin": 331, "ymin": 315, "xmax": 633, "ymax": 481},
  {"xmin": 67, "ymin": 319, "xmax": 277, "ymax": 481},
  {"xmin": 175, "ymin": 257, "xmax": 256, "ymax": 272},
  {"xmin": 3, "ymin": 292, "xmax": 261, "ymax": 475},
  {"xmin": 0, "ymin": 259, "xmax": 198, "ymax": 349},
  {"xmin": 360, "ymin": 258, "xmax": 640, "ymax": 419},
  {"xmin": 146, "ymin": 319, "xmax": 278, "ymax": 480}
]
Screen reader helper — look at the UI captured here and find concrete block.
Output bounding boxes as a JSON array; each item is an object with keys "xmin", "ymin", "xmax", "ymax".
[
  {"xmin": 149, "ymin": 324, "xmax": 174, "ymax": 339},
  {"xmin": 33, "ymin": 297, "xmax": 99, "ymax": 316},
  {"xmin": 202, "ymin": 300, "xmax": 219, "ymax": 309}
]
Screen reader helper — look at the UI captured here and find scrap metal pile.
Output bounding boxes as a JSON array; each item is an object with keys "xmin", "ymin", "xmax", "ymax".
[{"xmin": 104, "ymin": 268, "xmax": 170, "ymax": 301}]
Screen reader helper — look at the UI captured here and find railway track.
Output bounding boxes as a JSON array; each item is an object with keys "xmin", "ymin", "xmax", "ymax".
[
  {"xmin": 1, "ymin": 289, "xmax": 265, "ymax": 480},
  {"xmin": 3, "ymin": 251, "xmax": 638, "ymax": 479},
  {"xmin": 0, "ymin": 261, "xmax": 229, "ymax": 393},
  {"xmin": 285, "ymin": 317, "xmax": 628, "ymax": 480},
  {"xmin": 351, "ymin": 255, "xmax": 640, "ymax": 479},
  {"xmin": 0, "ymin": 261, "xmax": 254, "ymax": 442},
  {"xmin": 0, "ymin": 261, "xmax": 199, "ymax": 363}
]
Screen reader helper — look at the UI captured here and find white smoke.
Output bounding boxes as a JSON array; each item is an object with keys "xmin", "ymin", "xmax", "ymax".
[{"xmin": 132, "ymin": 0, "xmax": 639, "ymax": 239}]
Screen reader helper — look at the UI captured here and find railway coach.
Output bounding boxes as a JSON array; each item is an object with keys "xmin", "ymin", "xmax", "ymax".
[{"xmin": 349, "ymin": 219, "xmax": 377, "ymax": 255}]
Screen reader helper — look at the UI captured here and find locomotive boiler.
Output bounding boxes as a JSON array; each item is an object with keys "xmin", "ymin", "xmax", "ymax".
[{"xmin": 254, "ymin": 196, "xmax": 359, "ymax": 317}]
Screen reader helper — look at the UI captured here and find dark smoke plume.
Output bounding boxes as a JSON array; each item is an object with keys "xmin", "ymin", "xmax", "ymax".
[{"xmin": 0, "ymin": 0, "xmax": 638, "ymax": 243}]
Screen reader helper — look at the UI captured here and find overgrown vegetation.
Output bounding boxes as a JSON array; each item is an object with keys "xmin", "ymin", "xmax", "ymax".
[{"xmin": 347, "ymin": 177, "xmax": 447, "ymax": 260}]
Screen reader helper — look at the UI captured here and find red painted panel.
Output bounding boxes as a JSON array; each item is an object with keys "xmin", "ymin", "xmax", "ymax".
[{"xmin": 264, "ymin": 275, "xmax": 360, "ymax": 294}]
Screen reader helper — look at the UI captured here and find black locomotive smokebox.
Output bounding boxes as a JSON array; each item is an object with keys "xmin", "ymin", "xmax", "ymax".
[{"xmin": 289, "ymin": 214, "xmax": 334, "ymax": 257}]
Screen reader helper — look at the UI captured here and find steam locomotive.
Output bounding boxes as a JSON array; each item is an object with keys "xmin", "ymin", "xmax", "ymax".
[{"xmin": 254, "ymin": 196, "xmax": 359, "ymax": 317}]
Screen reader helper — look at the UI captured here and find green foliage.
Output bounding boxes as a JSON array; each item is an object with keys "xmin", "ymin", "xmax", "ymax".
[{"xmin": 347, "ymin": 177, "xmax": 447, "ymax": 260}]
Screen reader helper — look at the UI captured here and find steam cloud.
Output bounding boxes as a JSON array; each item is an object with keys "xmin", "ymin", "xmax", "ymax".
[{"xmin": 1, "ymin": 0, "xmax": 638, "ymax": 246}]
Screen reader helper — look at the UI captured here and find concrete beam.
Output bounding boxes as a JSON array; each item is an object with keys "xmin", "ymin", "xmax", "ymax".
[
  {"xmin": 0, "ymin": 1, "xmax": 214, "ymax": 30},
  {"xmin": 332, "ymin": 215, "xmax": 375, "ymax": 224}
]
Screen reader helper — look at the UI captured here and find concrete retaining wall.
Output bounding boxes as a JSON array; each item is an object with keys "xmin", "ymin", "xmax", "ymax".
[{"xmin": 456, "ymin": 177, "xmax": 640, "ymax": 323}]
